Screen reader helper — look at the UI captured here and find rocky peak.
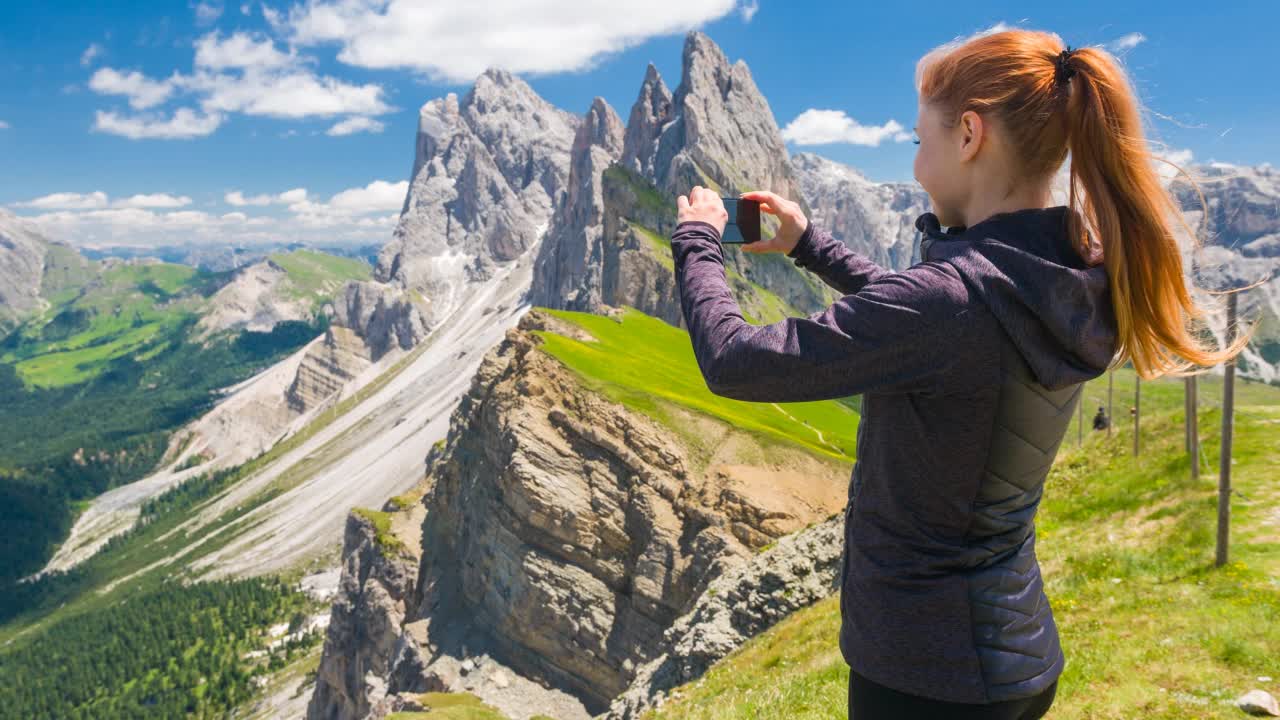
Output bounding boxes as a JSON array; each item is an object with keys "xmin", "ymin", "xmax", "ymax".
[
  {"xmin": 619, "ymin": 63, "xmax": 674, "ymax": 180},
  {"xmin": 528, "ymin": 96, "xmax": 624, "ymax": 312},
  {"xmin": 650, "ymin": 30, "xmax": 804, "ymax": 203},
  {"xmin": 370, "ymin": 68, "xmax": 578, "ymax": 329}
]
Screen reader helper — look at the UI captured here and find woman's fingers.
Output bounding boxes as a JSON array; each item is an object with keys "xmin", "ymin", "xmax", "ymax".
[
  {"xmin": 677, "ymin": 195, "xmax": 689, "ymax": 210},
  {"xmin": 740, "ymin": 189, "xmax": 785, "ymax": 208}
]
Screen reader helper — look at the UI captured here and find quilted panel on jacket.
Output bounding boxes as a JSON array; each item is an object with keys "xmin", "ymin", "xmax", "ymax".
[{"xmin": 965, "ymin": 339, "xmax": 1075, "ymax": 700}]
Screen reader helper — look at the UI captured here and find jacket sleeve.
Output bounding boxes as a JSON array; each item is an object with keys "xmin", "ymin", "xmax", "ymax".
[
  {"xmin": 671, "ymin": 220, "xmax": 969, "ymax": 403},
  {"xmin": 785, "ymin": 220, "xmax": 892, "ymax": 295}
]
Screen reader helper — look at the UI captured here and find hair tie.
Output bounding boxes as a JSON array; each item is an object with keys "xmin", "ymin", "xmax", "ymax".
[{"xmin": 1055, "ymin": 46, "xmax": 1077, "ymax": 85}]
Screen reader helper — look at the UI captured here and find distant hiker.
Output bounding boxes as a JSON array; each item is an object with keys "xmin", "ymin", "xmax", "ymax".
[
  {"xmin": 671, "ymin": 25, "xmax": 1251, "ymax": 720},
  {"xmin": 1093, "ymin": 405, "xmax": 1109, "ymax": 431}
]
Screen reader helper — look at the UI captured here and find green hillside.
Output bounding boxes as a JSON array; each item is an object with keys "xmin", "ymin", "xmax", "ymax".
[
  {"xmin": 641, "ymin": 367, "xmax": 1280, "ymax": 719},
  {"xmin": 0, "ymin": 249, "xmax": 371, "ymax": 586},
  {"xmin": 532, "ymin": 305, "xmax": 860, "ymax": 464},
  {"xmin": 1, "ymin": 249, "xmax": 371, "ymax": 389}
]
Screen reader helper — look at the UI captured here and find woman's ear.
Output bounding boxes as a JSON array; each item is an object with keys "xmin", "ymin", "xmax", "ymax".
[{"xmin": 958, "ymin": 110, "xmax": 984, "ymax": 163}]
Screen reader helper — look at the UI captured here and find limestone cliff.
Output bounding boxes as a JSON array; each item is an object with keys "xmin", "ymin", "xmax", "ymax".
[
  {"xmin": 528, "ymin": 97, "xmax": 625, "ymax": 313},
  {"xmin": 307, "ymin": 308, "xmax": 848, "ymax": 719}
]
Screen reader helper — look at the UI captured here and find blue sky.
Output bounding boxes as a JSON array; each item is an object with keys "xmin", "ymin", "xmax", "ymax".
[{"xmin": 0, "ymin": 1, "xmax": 1275, "ymax": 248}]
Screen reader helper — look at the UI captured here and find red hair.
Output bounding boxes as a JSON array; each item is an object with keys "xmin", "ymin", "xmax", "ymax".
[{"xmin": 915, "ymin": 27, "xmax": 1253, "ymax": 379}]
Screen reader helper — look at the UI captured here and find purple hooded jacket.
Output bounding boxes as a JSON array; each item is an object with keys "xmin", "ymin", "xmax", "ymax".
[{"xmin": 669, "ymin": 205, "xmax": 1117, "ymax": 703}]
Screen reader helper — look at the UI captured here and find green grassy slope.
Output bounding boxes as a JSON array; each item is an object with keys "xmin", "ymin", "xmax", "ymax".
[
  {"xmin": 532, "ymin": 305, "xmax": 860, "ymax": 464},
  {"xmin": 641, "ymin": 367, "xmax": 1280, "ymax": 720}
]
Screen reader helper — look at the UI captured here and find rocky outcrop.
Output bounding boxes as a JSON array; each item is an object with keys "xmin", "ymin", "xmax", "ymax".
[
  {"xmin": 374, "ymin": 68, "xmax": 578, "ymax": 328},
  {"xmin": 194, "ymin": 258, "xmax": 318, "ymax": 341},
  {"xmin": 285, "ymin": 324, "xmax": 375, "ymax": 413},
  {"xmin": 606, "ymin": 516, "xmax": 843, "ymax": 719},
  {"xmin": 791, "ymin": 152, "xmax": 931, "ymax": 271},
  {"xmin": 330, "ymin": 280, "xmax": 431, "ymax": 363},
  {"xmin": 528, "ymin": 97, "xmax": 625, "ymax": 313},
  {"xmin": 309, "ymin": 509, "xmax": 422, "ymax": 720},
  {"xmin": 307, "ymin": 308, "xmax": 848, "ymax": 719}
]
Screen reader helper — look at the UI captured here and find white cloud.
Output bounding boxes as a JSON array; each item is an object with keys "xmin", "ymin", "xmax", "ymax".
[
  {"xmin": 780, "ymin": 109, "xmax": 912, "ymax": 147},
  {"xmin": 0, "ymin": 120, "xmax": 8, "ymax": 130},
  {"xmin": 186, "ymin": 67, "xmax": 389, "ymax": 119},
  {"xmin": 739, "ymin": 0, "xmax": 758, "ymax": 22},
  {"xmin": 86, "ymin": 30, "xmax": 391, "ymax": 138},
  {"xmin": 93, "ymin": 107, "xmax": 224, "ymax": 139},
  {"xmin": 115, "ymin": 193, "xmax": 193, "ymax": 209},
  {"xmin": 224, "ymin": 188, "xmax": 308, "ymax": 206},
  {"xmin": 274, "ymin": 0, "xmax": 738, "ymax": 83},
  {"xmin": 1108, "ymin": 32, "xmax": 1146, "ymax": 53},
  {"xmin": 13, "ymin": 192, "xmax": 110, "ymax": 210},
  {"xmin": 10, "ymin": 191, "xmax": 193, "ymax": 210},
  {"xmin": 15, "ymin": 180, "xmax": 405, "ymax": 248},
  {"xmin": 325, "ymin": 180, "xmax": 407, "ymax": 213},
  {"xmin": 326, "ymin": 116, "xmax": 385, "ymax": 136},
  {"xmin": 194, "ymin": 31, "xmax": 294, "ymax": 70},
  {"xmin": 89, "ymin": 67, "xmax": 181, "ymax": 109},
  {"xmin": 194, "ymin": 1, "xmax": 224, "ymax": 25},
  {"xmin": 81, "ymin": 43, "xmax": 103, "ymax": 67},
  {"xmin": 1153, "ymin": 147, "xmax": 1194, "ymax": 182}
]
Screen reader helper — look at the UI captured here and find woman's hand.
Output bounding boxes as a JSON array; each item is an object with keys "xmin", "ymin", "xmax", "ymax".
[
  {"xmin": 738, "ymin": 190, "xmax": 809, "ymax": 255},
  {"xmin": 677, "ymin": 185, "xmax": 728, "ymax": 236}
]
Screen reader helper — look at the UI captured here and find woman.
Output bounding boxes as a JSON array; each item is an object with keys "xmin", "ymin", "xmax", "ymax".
[{"xmin": 669, "ymin": 28, "xmax": 1251, "ymax": 719}]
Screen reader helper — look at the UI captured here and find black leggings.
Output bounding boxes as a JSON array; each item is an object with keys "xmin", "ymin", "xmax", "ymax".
[{"xmin": 848, "ymin": 666, "xmax": 1057, "ymax": 719}]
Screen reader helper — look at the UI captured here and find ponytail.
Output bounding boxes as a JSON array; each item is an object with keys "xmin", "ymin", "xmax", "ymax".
[{"xmin": 916, "ymin": 28, "xmax": 1254, "ymax": 379}]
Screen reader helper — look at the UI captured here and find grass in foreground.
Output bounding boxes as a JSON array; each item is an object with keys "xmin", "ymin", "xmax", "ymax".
[{"xmin": 642, "ymin": 367, "xmax": 1280, "ymax": 719}]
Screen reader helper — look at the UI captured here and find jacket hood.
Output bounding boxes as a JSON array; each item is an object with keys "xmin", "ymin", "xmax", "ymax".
[{"xmin": 917, "ymin": 206, "xmax": 1118, "ymax": 390}]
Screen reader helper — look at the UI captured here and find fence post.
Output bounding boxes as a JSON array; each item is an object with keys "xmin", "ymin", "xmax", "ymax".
[
  {"xmin": 1216, "ymin": 292, "xmax": 1238, "ymax": 567},
  {"xmin": 1182, "ymin": 371, "xmax": 1192, "ymax": 479},
  {"xmin": 1133, "ymin": 374, "xmax": 1141, "ymax": 457},
  {"xmin": 1078, "ymin": 389, "xmax": 1083, "ymax": 445},
  {"xmin": 1107, "ymin": 370, "xmax": 1114, "ymax": 438}
]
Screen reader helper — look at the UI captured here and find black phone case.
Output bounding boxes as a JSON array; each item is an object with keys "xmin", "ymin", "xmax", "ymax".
[{"xmin": 720, "ymin": 197, "xmax": 762, "ymax": 244}]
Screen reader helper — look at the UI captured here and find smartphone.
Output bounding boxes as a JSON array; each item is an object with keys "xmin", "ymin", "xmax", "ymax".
[{"xmin": 719, "ymin": 196, "xmax": 762, "ymax": 244}]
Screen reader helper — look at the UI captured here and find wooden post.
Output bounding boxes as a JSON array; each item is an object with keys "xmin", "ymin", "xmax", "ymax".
[
  {"xmin": 1107, "ymin": 370, "xmax": 1114, "ymax": 438},
  {"xmin": 1182, "ymin": 371, "xmax": 1192, "ymax": 479},
  {"xmin": 1184, "ymin": 377, "xmax": 1192, "ymax": 452},
  {"xmin": 1216, "ymin": 292, "xmax": 1238, "ymax": 567},
  {"xmin": 1078, "ymin": 389, "xmax": 1084, "ymax": 445},
  {"xmin": 1133, "ymin": 374, "xmax": 1141, "ymax": 457}
]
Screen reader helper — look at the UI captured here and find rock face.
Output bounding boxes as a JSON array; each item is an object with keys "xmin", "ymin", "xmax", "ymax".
[
  {"xmin": 306, "ymin": 308, "xmax": 847, "ymax": 719},
  {"xmin": 606, "ymin": 516, "xmax": 843, "ymax": 719},
  {"xmin": 791, "ymin": 152, "xmax": 932, "ymax": 271},
  {"xmin": 193, "ymin": 258, "xmax": 318, "ymax": 341},
  {"xmin": 528, "ymin": 97, "xmax": 625, "ymax": 312},
  {"xmin": 374, "ymin": 67, "xmax": 579, "ymax": 329},
  {"xmin": 1175, "ymin": 163, "xmax": 1280, "ymax": 384},
  {"xmin": 621, "ymin": 32, "xmax": 831, "ymax": 319},
  {"xmin": 309, "ymin": 510, "xmax": 422, "ymax": 720},
  {"xmin": 285, "ymin": 324, "xmax": 374, "ymax": 413},
  {"xmin": 0, "ymin": 210, "xmax": 92, "ymax": 334},
  {"xmin": 330, "ymin": 280, "xmax": 431, "ymax": 362}
]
